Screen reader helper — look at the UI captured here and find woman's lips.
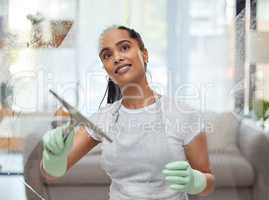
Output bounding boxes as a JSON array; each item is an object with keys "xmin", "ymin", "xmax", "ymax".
[{"xmin": 115, "ymin": 64, "xmax": 132, "ymax": 75}]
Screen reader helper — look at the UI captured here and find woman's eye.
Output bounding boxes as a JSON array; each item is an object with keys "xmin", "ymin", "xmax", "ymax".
[
  {"xmin": 102, "ymin": 53, "xmax": 111, "ymax": 60},
  {"xmin": 120, "ymin": 44, "xmax": 130, "ymax": 52}
]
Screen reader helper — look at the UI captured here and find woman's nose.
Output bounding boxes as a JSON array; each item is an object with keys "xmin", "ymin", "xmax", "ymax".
[{"xmin": 113, "ymin": 52, "xmax": 123, "ymax": 65}]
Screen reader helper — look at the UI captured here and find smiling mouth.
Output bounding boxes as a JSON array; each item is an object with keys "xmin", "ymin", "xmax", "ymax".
[{"xmin": 115, "ymin": 64, "xmax": 132, "ymax": 74}]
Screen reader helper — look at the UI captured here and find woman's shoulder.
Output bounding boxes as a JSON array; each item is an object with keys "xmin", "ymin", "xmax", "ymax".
[
  {"xmin": 160, "ymin": 95, "xmax": 187, "ymax": 112},
  {"xmin": 160, "ymin": 95, "xmax": 202, "ymax": 117},
  {"xmin": 89, "ymin": 100, "xmax": 121, "ymax": 119}
]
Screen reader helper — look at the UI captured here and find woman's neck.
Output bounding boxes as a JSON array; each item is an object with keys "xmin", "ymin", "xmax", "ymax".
[{"xmin": 120, "ymin": 81, "xmax": 157, "ymax": 109}]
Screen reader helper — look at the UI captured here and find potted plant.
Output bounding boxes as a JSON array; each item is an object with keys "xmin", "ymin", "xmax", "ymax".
[{"xmin": 253, "ymin": 99, "xmax": 269, "ymax": 130}]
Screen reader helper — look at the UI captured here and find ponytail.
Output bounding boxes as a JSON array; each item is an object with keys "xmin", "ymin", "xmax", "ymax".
[
  {"xmin": 107, "ymin": 78, "xmax": 122, "ymax": 103},
  {"xmin": 98, "ymin": 78, "xmax": 122, "ymax": 109}
]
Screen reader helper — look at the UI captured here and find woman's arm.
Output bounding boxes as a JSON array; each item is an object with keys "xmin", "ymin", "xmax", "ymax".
[
  {"xmin": 67, "ymin": 126, "xmax": 100, "ymax": 170},
  {"xmin": 40, "ymin": 126, "xmax": 100, "ymax": 179},
  {"xmin": 184, "ymin": 132, "xmax": 215, "ymax": 196}
]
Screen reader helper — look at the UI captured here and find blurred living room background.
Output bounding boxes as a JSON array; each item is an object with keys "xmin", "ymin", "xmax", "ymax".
[{"xmin": 0, "ymin": 0, "xmax": 269, "ymax": 200}]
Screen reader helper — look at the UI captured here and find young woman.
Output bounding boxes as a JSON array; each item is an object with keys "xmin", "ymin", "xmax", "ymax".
[{"xmin": 41, "ymin": 25, "xmax": 215, "ymax": 200}]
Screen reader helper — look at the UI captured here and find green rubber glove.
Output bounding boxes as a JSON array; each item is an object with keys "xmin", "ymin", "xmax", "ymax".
[
  {"xmin": 42, "ymin": 123, "xmax": 75, "ymax": 177},
  {"xmin": 162, "ymin": 161, "xmax": 207, "ymax": 195}
]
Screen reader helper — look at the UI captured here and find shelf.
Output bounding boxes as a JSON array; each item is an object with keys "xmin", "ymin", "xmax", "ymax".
[{"xmin": 0, "ymin": 137, "xmax": 23, "ymax": 151}]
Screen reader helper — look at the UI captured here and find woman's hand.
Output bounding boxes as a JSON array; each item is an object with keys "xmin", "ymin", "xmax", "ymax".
[
  {"xmin": 162, "ymin": 161, "xmax": 207, "ymax": 195},
  {"xmin": 42, "ymin": 123, "xmax": 75, "ymax": 177}
]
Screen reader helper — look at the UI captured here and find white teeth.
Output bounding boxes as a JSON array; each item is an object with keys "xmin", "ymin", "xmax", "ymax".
[
  {"xmin": 116, "ymin": 64, "xmax": 131, "ymax": 74},
  {"xmin": 118, "ymin": 66, "xmax": 130, "ymax": 73}
]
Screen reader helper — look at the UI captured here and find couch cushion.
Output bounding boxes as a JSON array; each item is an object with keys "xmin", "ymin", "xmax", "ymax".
[
  {"xmin": 204, "ymin": 112, "xmax": 240, "ymax": 152},
  {"xmin": 209, "ymin": 151, "xmax": 254, "ymax": 187},
  {"xmin": 46, "ymin": 150, "xmax": 254, "ymax": 188},
  {"xmin": 45, "ymin": 153, "xmax": 110, "ymax": 185},
  {"xmin": 189, "ymin": 187, "xmax": 252, "ymax": 200},
  {"xmin": 48, "ymin": 185, "xmax": 110, "ymax": 200}
]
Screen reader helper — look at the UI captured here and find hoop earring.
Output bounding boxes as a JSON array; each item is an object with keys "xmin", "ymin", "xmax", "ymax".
[
  {"xmin": 105, "ymin": 75, "xmax": 109, "ymax": 81},
  {"xmin": 144, "ymin": 62, "xmax": 148, "ymax": 72},
  {"xmin": 98, "ymin": 76, "xmax": 110, "ymax": 110},
  {"xmin": 146, "ymin": 70, "xmax": 152, "ymax": 83}
]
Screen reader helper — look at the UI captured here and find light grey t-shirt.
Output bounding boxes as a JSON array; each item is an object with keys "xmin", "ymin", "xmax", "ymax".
[{"xmin": 87, "ymin": 95, "xmax": 204, "ymax": 200}]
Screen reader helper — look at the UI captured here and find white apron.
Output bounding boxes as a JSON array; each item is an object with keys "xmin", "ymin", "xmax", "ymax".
[{"xmin": 100, "ymin": 96, "xmax": 188, "ymax": 200}]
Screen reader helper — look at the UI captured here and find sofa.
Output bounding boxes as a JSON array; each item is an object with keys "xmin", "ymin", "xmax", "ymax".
[{"xmin": 22, "ymin": 112, "xmax": 269, "ymax": 200}]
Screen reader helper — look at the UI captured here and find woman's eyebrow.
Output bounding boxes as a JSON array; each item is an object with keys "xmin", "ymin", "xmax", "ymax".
[
  {"xmin": 99, "ymin": 40, "xmax": 132, "ymax": 57},
  {"xmin": 99, "ymin": 48, "xmax": 110, "ymax": 57},
  {"xmin": 115, "ymin": 40, "xmax": 132, "ymax": 46}
]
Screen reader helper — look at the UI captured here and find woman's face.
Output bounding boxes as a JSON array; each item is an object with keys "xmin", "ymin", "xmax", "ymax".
[{"xmin": 99, "ymin": 29, "xmax": 148, "ymax": 87}]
